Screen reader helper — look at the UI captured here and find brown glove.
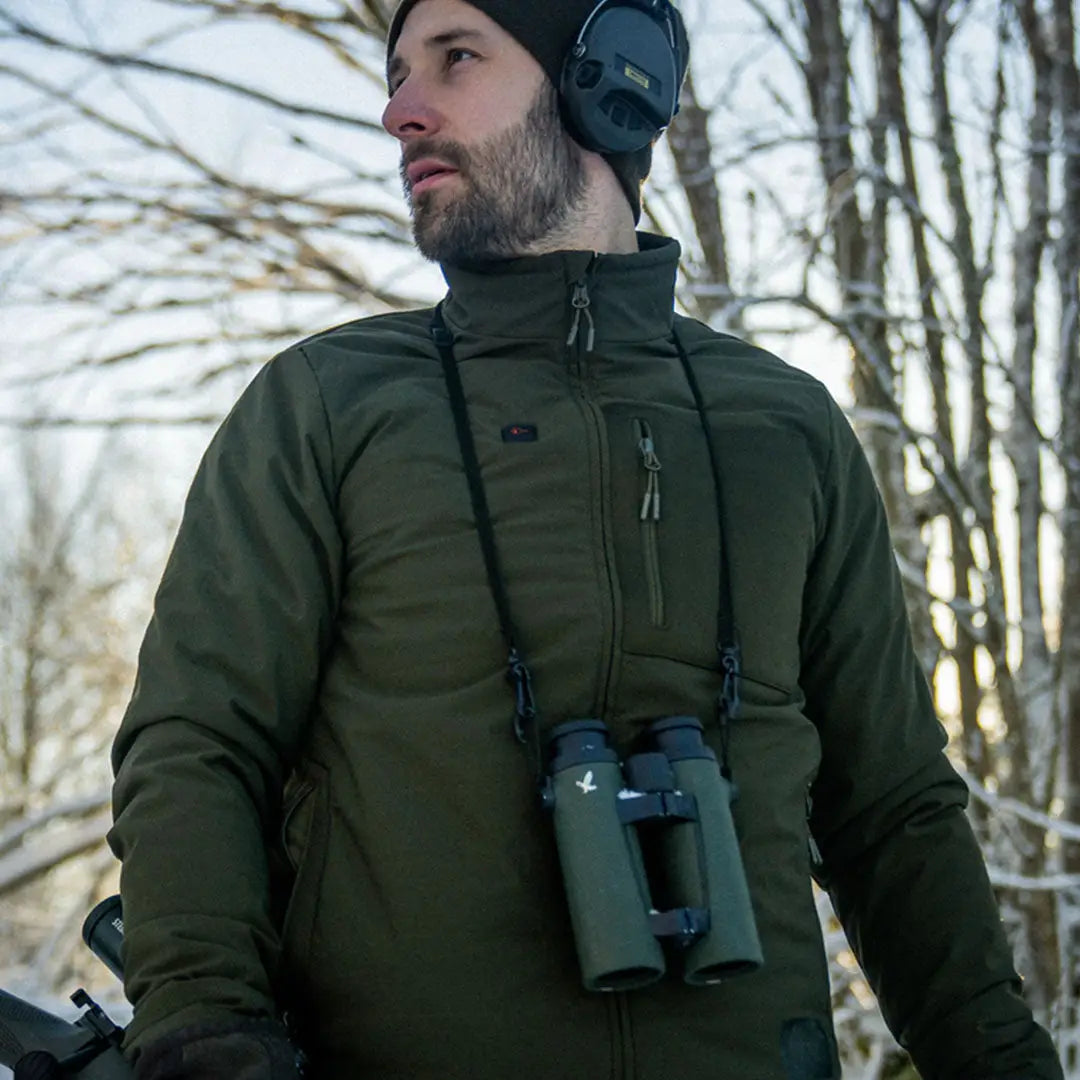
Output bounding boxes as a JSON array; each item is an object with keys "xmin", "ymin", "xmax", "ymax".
[{"xmin": 132, "ymin": 1019, "xmax": 304, "ymax": 1080}]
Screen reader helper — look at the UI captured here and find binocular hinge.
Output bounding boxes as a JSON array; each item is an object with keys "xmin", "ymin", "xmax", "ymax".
[
  {"xmin": 616, "ymin": 791, "xmax": 698, "ymax": 825},
  {"xmin": 648, "ymin": 906, "xmax": 710, "ymax": 944}
]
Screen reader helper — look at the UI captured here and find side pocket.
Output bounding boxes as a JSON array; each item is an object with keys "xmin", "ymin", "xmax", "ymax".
[
  {"xmin": 277, "ymin": 761, "xmax": 330, "ymax": 987},
  {"xmin": 805, "ymin": 787, "xmax": 824, "ymax": 873},
  {"xmin": 634, "ymin": 417, "xmax": 665, "ymax": 628},
  {"xmin": 282, "ymin": 773, "xmax": 317, "ymax": 874}
]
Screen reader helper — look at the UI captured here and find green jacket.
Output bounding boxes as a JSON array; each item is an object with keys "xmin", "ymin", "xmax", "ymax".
[{"xmin": 109, "ymin": 235, "xmax": 1061, "ymax": 1079}]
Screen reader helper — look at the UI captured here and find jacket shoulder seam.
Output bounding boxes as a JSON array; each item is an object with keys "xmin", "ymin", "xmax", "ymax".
[{"xmin": 294, "ymin": 344, "xmax": 338, "ymax": 495}]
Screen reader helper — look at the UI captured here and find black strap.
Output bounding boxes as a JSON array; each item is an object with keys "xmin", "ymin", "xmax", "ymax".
[
  {"xmin": 671, "ymin": 329, "xmax": 742, "ymax": 772},
  {"xmin": 431, "ymin": 307, "xmax": 542, "ymax": 774}
]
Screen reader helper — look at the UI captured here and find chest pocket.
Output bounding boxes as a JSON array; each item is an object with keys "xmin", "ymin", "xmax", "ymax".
[
  {"xmin": 606, "ymin": 402, "xmax": 815, "ymax": 693},
  {"xmin": 607, "ymin": 404, "xmax": 721, "ymax": 670}
]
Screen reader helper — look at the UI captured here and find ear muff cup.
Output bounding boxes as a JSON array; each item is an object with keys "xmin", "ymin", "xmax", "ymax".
[{"xmin": 560, "ymin": 2, "xmax": 681, "ymax": 155}]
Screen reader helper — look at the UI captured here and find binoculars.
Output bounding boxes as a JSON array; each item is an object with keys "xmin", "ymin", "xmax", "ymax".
[{"xmin": 542, "ymin": 716, "xmax": 763, "ymax": 991}]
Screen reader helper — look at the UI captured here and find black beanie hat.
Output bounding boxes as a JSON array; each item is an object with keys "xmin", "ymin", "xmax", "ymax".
[{"xmin": 386, "ymin": 0, "xmax": 689, "ymax": 223}]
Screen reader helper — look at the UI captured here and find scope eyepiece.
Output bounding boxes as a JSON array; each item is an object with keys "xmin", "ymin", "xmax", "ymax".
[{"xmin": 82, "ymin": 896, "xmax": 124, "ymax": 982}]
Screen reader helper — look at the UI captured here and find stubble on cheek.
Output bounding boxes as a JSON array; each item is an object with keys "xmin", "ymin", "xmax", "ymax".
[{"xmin": 403, "ymin": 80, "xmax": 587, "ymax": 263}]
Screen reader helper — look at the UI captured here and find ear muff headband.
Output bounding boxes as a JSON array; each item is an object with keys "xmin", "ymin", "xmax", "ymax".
[
  {"xmin": 560, "ymin": 0, "xmax": 682, "ymax": 155},
  {"xmin": 576, "ymin": 0, "xmax": 679, "ymax": 53}
]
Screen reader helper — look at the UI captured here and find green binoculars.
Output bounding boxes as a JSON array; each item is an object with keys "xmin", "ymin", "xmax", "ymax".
[{"xmin": 542, "ymin": 716, "xmax": 763, "ymax": 992}]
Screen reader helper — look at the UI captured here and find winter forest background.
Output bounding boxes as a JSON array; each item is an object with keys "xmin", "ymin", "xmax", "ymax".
[{"xmin": 0, "ymin": 0, "xmax": 1077, "ymax": 1076}]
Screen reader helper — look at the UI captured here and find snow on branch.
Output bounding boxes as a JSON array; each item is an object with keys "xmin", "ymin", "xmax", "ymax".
[
  {"xmin": 0, "ymin": 811, "xmax": 111, "ymax": 896},
  {"xmin": 959, "ymin": 769, "xmax": 1080, "ymax": 843},
  {"xmin": 0, "ymin": 792, "xmax": 111, "ymax": 859}
]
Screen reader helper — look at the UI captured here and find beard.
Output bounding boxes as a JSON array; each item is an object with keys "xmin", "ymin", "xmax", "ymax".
[{"xmin": 402, "ymin": 82, "xmax": 589, "ymax": 264}]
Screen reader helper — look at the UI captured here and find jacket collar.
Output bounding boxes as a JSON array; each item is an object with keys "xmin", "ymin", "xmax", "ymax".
[{"xmin": 439, "ymin": 233, "xmax": 680, "ymax": 348}]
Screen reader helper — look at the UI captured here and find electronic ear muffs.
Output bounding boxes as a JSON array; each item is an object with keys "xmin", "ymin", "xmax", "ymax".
[{"xmin": 560, "ymin": 0, "xmax": 682, "ymax": 155}]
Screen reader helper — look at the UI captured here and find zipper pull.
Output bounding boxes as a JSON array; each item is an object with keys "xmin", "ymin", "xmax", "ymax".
[
  {"xmin": 638, "ymin": 433, "xmax": 662, "ymax": 521},
  {"xmin": 566, "ymin": 281, "xmax": 596, "ymax": 352}
]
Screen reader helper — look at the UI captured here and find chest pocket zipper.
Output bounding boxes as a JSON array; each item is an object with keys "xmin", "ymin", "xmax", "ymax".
[{"xmin": 634, "ymin": 418, "xmax": 665, "ymax": 628}]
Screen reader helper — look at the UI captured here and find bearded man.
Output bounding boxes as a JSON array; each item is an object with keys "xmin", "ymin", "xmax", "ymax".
[{"xmin": 108, "ymin": 2, "xmax": 1064, "ymax": 1078}]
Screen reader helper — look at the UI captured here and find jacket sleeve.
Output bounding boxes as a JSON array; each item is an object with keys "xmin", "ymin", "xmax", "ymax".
[
  {"xmin": 799, "ymin": 394, "xmax": 1062, "ymax": 1079},
  {"xmin": 108, "ymin": 346, "xmax": 342, "ymax": 1057}
]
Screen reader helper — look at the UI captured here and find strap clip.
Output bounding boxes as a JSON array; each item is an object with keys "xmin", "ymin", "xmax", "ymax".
[{"xmin": 508, "ymin": 648, "xmax": 537, "ymax": 744}]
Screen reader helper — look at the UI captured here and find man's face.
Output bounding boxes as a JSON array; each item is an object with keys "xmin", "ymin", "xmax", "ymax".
[{"xmin": 382, "ymin": 0, "xmax": 587, "ymax": 263}]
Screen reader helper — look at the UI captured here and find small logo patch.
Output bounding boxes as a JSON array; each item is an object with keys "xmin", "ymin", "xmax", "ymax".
[{"xmin": 502, "ymin": 424, "xmax": 538, "ymax": 443}]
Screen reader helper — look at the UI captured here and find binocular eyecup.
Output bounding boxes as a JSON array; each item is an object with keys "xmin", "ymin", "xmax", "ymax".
[{"xmin": 543, "ymin": 716, "xmax": 763, "ymax": 991}]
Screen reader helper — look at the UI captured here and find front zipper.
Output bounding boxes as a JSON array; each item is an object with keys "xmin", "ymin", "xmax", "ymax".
[
  {"xmin": 635, "ymin": 418, "xmax": 665, "ymax": 627},
  {"xmin": 565, "ymin": 272, "xmax": 619, "ymax": 715},
  {"xmin": 567, "ymin": 269, "xmax": 634, "ymax": 1080}
]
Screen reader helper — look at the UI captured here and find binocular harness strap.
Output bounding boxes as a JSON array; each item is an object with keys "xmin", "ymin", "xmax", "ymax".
[
  {"xmin": 670, "ymin": 333, "xmax": 742, "ymax": 776},
  {"xmin": 429, "ymin": 307, "xmax": 741, "ymax": 777},
  {"xmin": 430, "ymin": 309, "xmax": 543, "ymax": 780}
]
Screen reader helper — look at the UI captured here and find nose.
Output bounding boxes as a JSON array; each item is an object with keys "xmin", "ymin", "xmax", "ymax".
[{"xmin": 381, "ymin": 76, "xmax": 443, "ymax": 143}]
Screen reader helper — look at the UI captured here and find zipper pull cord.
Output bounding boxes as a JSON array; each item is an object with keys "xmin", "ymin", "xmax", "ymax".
[
  {"xmin": 638, "ymin": 433, "xmax": 662, "ymax": 521},
  {"xmin": 566, "ymin": 281, "xmax": 596, "ymax": 352}
]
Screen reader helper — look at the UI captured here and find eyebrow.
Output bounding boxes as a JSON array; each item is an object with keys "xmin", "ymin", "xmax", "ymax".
[{"xmin": 387, "ymin": 28, "xmax": 487, "ymax": 85}]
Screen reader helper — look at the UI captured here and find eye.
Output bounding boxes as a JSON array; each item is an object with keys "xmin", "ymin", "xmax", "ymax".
[
  {"xmin": 446, "ymin": 47, "xmax": 477, "ymax": 69},
  {"xmin": 387, "ymin": 47, "xmax": 476, "ymax": 97}
]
